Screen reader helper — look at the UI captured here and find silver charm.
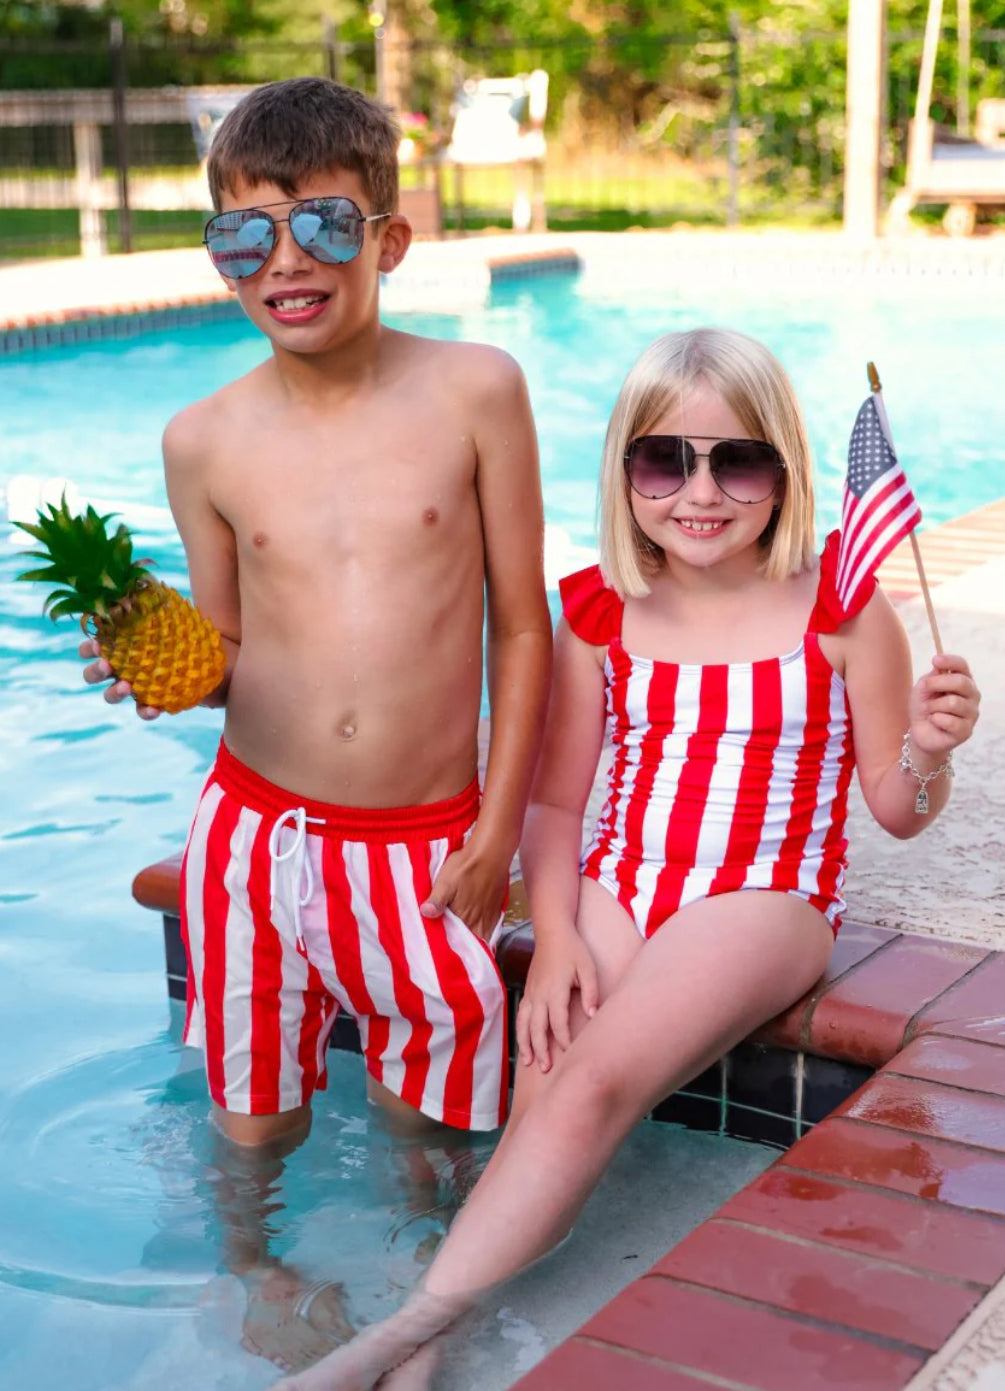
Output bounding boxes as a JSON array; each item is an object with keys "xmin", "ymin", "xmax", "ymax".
[{"xmin": 899, "ymin": 731, "xmax": 952, "ymax": 816}]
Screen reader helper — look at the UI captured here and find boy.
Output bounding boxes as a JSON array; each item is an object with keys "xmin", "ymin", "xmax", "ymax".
[{"xmin": 83, "ymin": 71, "xmax": 550, "ymax": 1303}]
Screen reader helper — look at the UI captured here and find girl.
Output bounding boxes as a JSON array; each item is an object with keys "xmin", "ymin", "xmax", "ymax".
[{"xmin": 272, "ymin": 328, "xmax": 980, "ymax": 1391}]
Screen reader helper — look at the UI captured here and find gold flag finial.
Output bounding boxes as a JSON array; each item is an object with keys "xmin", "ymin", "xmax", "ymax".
[{"xmin": 867, "ymin": 361, "xmax": 882, "ymax": 392}]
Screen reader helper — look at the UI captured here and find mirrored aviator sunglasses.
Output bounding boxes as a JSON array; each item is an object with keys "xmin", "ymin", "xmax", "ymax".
[
  {"xmin": 625, "ymin": 434, "xmax": 785, "ymax": 505},
  {"xmin": 203, "ymin": 196, "xmax": 390, "ymax": 280}
]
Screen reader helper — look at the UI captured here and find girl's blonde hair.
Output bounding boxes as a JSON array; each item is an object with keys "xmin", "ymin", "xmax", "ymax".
[{"xmin": 599, "ymin": 327, "xmax": 816, "ymax": 596}]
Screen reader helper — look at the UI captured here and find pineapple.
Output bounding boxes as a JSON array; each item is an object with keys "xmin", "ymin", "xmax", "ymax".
[{"xmin": 16, "ymin": 496, "xmax": 226, "ymax": 714}]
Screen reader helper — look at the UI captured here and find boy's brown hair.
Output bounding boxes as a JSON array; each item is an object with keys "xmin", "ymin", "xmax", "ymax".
[{"xmin": 207, "ymin": 77, "xmax": 400, "ymax": 215}]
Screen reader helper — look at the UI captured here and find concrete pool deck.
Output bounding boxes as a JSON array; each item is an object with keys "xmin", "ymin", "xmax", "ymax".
[
  {"xmin": 7, "ymin": 231, "xmax": 1005, "ymax": 1390},
  {"xmin": 3, "ymin": 226, "xmax": 1005, "ymax": 340}
]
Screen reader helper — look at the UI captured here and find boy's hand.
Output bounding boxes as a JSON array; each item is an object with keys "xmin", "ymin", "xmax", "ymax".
[
  {"xmin": 516, "ymin": 929, "xmax": 599, "ymax": 1073},
  {"xmin": 78, "ymin": 637, "xmax": 164, "ymax": 721},
  {"xmin": 419, "ymin": 840, "xmax": 508, "ymax": 941},
  {"xmin": 908, "ymin": 654, "xmax": 980, "ymax": 757}
]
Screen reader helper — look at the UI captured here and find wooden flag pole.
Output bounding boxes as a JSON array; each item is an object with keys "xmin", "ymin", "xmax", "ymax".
[{"xmin": 867, "ymin": 361, "xmax": 944, "ymax": 654}]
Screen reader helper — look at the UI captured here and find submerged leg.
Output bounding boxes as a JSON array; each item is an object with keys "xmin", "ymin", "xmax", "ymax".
[{"xmin": 209, "ymin": 1106, "xmax": 355, "ymax": 1373}]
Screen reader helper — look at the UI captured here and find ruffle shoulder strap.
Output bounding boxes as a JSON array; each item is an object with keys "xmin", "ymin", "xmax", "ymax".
[
  {"xmin": 559, "ymin": 564, "xmax": 624, "ymax": 645},
  {"xmin": 809, "ymin": 528, "xmax": 878, "ymax": 634}
]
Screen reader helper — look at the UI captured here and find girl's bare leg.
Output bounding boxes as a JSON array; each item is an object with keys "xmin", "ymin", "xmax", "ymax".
[
  {"xmin": 420, "ymin": 889, "xmax": 832, "ymax": 1301},
  {"xmin": 268, "ymin": 887, "xmax": 832, "ymax": 1391}
]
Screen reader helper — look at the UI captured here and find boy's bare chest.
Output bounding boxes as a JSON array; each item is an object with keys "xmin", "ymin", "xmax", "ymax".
[{"xmin": 214, "ymin": 422, "xmax": 478, "ymax": 564}]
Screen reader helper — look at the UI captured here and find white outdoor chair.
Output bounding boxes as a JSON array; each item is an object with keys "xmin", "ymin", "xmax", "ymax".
[{"xmin": 444, "ymin": 70, "xmax": 548, "ymax": 231}]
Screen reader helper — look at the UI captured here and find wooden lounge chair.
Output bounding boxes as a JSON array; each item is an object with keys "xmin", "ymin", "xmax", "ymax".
[{"xmin": 888, "ymin": 0, "xmax": 1005, "ymax": 235}]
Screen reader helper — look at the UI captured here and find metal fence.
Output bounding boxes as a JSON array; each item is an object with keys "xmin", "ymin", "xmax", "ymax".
[{"xmin": 1, "ymin": 23, "xmax": 1003, "ymax": 261}]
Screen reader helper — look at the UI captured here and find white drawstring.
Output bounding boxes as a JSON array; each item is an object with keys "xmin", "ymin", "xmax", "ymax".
[{"xmin": 267, "ymin": 806, "xmax": 324, "ymax": 950}]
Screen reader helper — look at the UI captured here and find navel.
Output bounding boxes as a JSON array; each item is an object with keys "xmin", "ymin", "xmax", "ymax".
[{"xmin": 337, "ymin": 718, "xmax": 358, "ymax": 742}]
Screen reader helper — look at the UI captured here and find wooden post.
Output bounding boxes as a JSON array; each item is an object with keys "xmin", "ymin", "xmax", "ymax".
[
  {"xmin": 956, "ymin": 0, "xmax": 970, "ymax": 136},
  {"xmin": 109, "ymin": 18, "xmax": 132, "ymax": 254},
  {"xmin": 73, "ymin": 120, "xmax": 105, "ymax": 257},
  {"xmin": 844, "ymin": 0, "xmax": 886, "ymax": 238},
  {"xmin": 322, "ymin": 16, "xmax": 340, "ymax": 84},
  {"xmin": 915, "ymin": 0, "xmax": 945, "ymax": 128}
]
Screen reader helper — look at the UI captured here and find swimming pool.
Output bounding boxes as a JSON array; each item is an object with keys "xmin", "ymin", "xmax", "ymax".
[{"xmin": 1, "ymin": 269, "xmax": 1002, "ymax": 1389}]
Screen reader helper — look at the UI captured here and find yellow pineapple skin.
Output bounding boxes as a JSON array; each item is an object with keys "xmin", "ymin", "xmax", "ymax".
[{"xmin": 95, "ymin": 580, "xmax": 226, "ymax": 715}]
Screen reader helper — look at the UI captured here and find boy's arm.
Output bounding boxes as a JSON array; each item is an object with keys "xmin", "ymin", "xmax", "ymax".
[
  {"xmin": 162, "ymin": 407, "xmax": 241, "ymax": 708},
  {"xmin": 80, "ymin": 404, "xmax": 240, "ymax": 716},
  {"xmin": 842, "ymin": 588, "xmax": 979, "ymax": 837},
  {"xmin": 422, "ymin": 350, "xmax": 552, "ymax": 936}
]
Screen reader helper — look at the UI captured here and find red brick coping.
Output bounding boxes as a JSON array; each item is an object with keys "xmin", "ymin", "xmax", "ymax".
[{"xmin": 132, "ymin": 854, "xmax": 1005, "ymax": 1390}]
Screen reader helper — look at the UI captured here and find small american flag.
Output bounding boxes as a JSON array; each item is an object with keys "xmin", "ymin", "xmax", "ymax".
[{"xmin": 836, "ymin": 395, "xmax": 922, "ymax": 611}]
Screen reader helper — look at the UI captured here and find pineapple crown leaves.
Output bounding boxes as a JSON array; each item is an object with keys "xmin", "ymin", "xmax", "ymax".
[{"xmin": 15, "ymin": 494, "xmax": 156, "ymax": 622}]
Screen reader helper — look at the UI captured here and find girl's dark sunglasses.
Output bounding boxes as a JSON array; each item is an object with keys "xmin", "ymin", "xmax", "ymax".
[
  {"xmin": 203, "ymin": 196, "xmax": 391, "ymax": 280},
  {"xmin": 625, "ymin": 434, "xmax": 785, "ymax": 504}
]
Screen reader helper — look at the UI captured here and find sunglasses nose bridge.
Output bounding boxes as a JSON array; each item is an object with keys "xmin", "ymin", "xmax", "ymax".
[
  {"xmin": 265, "ymin": 213, "xmax": 320, "ymax": 270},
  {"xmin": 680, "ymin": 452, "xmax": 724, "ymax": 500}
]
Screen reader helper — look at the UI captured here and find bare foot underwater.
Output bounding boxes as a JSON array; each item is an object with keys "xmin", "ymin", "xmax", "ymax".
[
  {"xmin": 242, "ymin": 1265, "xmax": 355, "ymax": 1375},
  {"xmin": 266, "ymin": 1288, "xmax": 465, "ymax": 1391}
]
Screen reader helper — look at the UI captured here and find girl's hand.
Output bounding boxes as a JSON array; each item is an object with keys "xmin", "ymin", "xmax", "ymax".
[
  {"xmin": 516, "ymin": 928, "xmax": 599, "ymax": 1073},
  {"xmin": 908, "ymin": 654, "xmax": 980, "ymax": 757}
]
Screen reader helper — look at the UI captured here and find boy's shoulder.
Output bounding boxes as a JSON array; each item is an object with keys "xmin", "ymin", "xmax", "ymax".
[
  {"xmin": 392, "ymin": 329, "xmax": 525, "ymax": 396},
  {"xmin": 162, "ymin": 364, "xmax": 269, "ymax": 470}
]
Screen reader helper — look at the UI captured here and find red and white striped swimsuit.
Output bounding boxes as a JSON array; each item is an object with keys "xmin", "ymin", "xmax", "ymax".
[
  {"xmin": 181, "ymin": 742, "xmax": 508, "ymax": 1129},
  {"xmin": 560, "ymin": 532, "xmax": 873, "ymax": 939}
]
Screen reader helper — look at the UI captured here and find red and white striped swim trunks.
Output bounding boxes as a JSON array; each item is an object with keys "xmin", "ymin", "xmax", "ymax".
[{"xmin": 180, "ymin": 742, "xmax": 508, "ymax": 1130}]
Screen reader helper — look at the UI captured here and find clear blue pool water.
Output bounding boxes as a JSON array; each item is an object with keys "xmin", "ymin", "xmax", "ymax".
[{"xmin": 0, "ymin": 269, "xmax": 1002, "ymax": 1388}]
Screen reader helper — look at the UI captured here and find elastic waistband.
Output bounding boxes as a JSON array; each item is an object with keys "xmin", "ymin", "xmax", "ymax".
[{"xmin": 212, "ymin": 741, "xmax": 480, "ymax": 842}]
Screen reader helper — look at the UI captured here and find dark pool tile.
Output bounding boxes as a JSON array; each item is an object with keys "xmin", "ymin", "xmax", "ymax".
[
  {"xmin": 651, "ymin": 1092, "xmax": 722, "ymax": 1132},
  {"xmin": 838, "ymin": 1072, "xmax": 1005, "ymax": 1155},
  {"xmin": 718, "ymin": 1167, "xmax": 1005, "ymax": 1284},
  {"xmin": 167, "ymin": 971, "xmax": 186, "ymax": 1003},
  {"xmin": 801, "ymin": 1055, "xmax": 873, "ymax": 1125},
  {"xmin": 581, "ymin": 1277, "xmax": 924, "ymax": 1389},
  {"xmin": 495, "ymin": 922, "xmax": 534, "ymax": 988},
  {"xmin": 512, "ymin": 1338, "xmax": 710, "ymax": 1390},
  {"xmin": 683, "ymin": 1058, "xmax": 724, "ymax": 1099},
  {"xmin": 785, "ymin": 1116, "xmax": 1005, "ymax": 1218},
  {"xmin": 652, "ymin": 1219, "xmax": 981, "ymax": 1351},
  {"xmin": 725, "ymin": 1103, "xmax": 796, "ymax": 1149},
  {"xmin": 911, "ymin": 953, "xmax": 1005, "ymax": 1040},
  {"xmin": 885, "ymin": 1033, "xmax": 1005, "ymax": 1098},
  {"xmin": 728, "ymin": 1041, "xmax": 797, "ymax": 1116},
  {"xmin": 329, "ymin": 1013, "xmax": 362, "ymax": 1054},
  {"xmin": 807, "ymin": 937, "xmax": 989, "ymax": 1068},
  {"xmin": 162, "ymin": 913, "xmax": 186, "ymax": 980}
]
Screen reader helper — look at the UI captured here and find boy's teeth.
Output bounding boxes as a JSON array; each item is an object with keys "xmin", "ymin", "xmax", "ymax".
[{"xmin": 272, "ymin": 295, "xmax": 324, "ymax": 309}]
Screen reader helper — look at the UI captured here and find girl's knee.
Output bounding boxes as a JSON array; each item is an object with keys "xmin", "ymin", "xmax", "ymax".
[{"xmin": 545, "ymin": 1055, "xmax": 635, "ymax": 1136}]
